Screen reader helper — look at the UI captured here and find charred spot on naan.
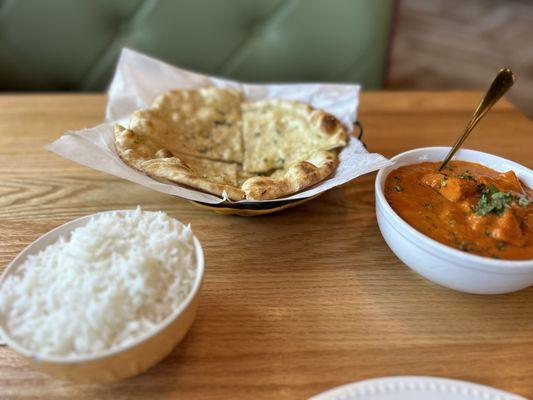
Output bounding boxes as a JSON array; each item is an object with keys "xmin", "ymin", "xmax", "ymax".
[{"xmin": 320, "ymin": 113, "xmax": 340, "ymax": 133}]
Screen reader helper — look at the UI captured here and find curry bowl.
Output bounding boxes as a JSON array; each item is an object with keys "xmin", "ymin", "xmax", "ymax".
[
  {"xmin": 0, "ymin": 211, "xmax": 204, "ymax": 383},
  {"xmin": 375, "ymin": 147, "xmax": 533, "ymax": 294}
]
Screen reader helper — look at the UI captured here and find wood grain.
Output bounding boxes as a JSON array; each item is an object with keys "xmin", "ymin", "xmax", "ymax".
[{"xmin": 0, "ymin": 93, "xmax": 532, "ymax": 399}]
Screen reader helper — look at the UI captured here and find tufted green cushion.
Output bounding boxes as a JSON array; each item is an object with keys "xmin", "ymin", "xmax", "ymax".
[{"xmin": 0, "ymin": 0, "xmax": 394, "ymax": 91}]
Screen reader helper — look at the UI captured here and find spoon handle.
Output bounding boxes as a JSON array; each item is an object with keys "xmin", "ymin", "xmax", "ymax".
[{"xmin": 438, "ymin": 68, "xmax": 515, "ymax": 171}]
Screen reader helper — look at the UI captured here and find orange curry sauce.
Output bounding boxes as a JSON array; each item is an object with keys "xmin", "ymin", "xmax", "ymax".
[{"xmin": 385, "ymin": 161, "xmax": 533, "ymax": 260}]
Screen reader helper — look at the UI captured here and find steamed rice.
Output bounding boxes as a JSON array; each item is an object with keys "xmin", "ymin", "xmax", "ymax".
[{"xmin": 0, "ymin": 207, "xmax": 197, "ymax": 357}]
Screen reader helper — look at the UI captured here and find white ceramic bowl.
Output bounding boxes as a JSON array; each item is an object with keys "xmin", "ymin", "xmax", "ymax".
[
  {"xmin": 0, "ymin": 210, "xmax": 204, "ymax": 383},
  {"xmin": 375, "ymin": 147, "xmax": 533, "ymax": 295}
]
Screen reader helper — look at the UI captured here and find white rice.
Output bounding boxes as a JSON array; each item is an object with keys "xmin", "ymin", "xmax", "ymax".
[{"xmin": 0, "ymin": 207, "xmax": 197, "ymax": 357}]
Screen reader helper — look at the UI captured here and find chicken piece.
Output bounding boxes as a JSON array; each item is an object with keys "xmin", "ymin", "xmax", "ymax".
[
  {"xmin": 491, "ymin": 209, "xmax": 525, "ymax": 246},
  {"xmin": 421, "ymin": 173, "xmax": 477, "ymax": 202},
  {"xmin": 486, "ymin": 171, "xmax": 523, "ymax": 193},
  {"xmin": 421, "ymin": 173, "xmax": 444, "ymax": 190},
  {"xmin": 438, "ymin": 207, "xmax": 459, "ymax": 227},
  {"xmin": 467, "ymin": 213, "xmax": 490, "ymax": 234}
]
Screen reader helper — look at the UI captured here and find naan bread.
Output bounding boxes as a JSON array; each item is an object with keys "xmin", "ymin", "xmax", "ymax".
[
  {"xmin": 241, "ymin": 150, "xmax": 339, "ymax": 200},
  {"xmin": 113, "ymin": 124, "xmax": 167, "ymax": 169},
  {"xmin": 141, "ymin": 158, "xmax": 245, "ymax": 201},
  {"xmin": 114, "ymin": 89, "xmax": 349, "ymax": 201},
  {"xmin": 114, "ymin": 125, "xmax": 245, "ymax": 200},
  {"xmin": 130, "ymin": 87, "xmax": 244, "ymax": 163},
  {"xmin": 242, "ymin": 100, "xmax": 347, "ymax": 173}
]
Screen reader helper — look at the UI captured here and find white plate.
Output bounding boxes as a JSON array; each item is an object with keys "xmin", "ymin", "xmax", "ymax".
[{"xmin": 310, "ymin": 376, "xmax": 526, "ymax": 400}]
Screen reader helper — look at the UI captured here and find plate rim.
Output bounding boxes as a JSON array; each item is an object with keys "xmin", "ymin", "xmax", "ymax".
[{"xmin": 309, "ymin": 376, "xmax": 527, "ymax": 400}]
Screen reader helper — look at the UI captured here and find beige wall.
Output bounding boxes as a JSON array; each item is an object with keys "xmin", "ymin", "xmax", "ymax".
[{"xmin": 389, "ymin": 0, "xmax": 533, "ymax": 117}]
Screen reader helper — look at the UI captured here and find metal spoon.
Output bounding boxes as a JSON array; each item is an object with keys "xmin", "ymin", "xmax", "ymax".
[{"xmin": 438, "ymin": 67, "xmax": 515, "ymax": 171}]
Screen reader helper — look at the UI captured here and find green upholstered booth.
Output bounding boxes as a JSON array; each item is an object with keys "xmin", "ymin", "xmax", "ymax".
[{"xmin": 0, "ymin": 0, "xmax": 395, "ymax": 91}]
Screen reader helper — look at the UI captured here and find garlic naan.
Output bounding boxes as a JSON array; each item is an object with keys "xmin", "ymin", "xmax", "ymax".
[
  {"xmin": 241, "ymin": 150, "xmax": 339, "ymax": 200},
  {"xmin": 130, "ymin": 87, "xmax": 243, "ymax": 163},
  {"xmin": 114, "ymin": 125, "xmax": 245, "ymax": 200},
  {"xmin": 242, "ymin": 100, "xmax": 347, "ymax": 173}
]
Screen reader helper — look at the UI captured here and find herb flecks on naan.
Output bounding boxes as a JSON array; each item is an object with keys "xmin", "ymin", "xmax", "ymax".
[
  {"xmin": 130, "ymin": 87, "xmax": 243, "ymax": 163},
  {"xmin": 242, "ymin": 100, "xmax": 347, "ymax": 173},
  {"xmin": 114, "ymin": 125, "xmax": 245, "ymax": 200}
]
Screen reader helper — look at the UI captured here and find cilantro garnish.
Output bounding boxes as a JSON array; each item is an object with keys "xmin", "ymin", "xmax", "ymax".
[
  {"xmin": 473, "ymin": 185, "xmax": 513, "ymax": 216},
  {"xmin": 456, "ymin": 171, "xmax": 474, "ymax": 180},
  {"xmin": 516, "ymin": 194, "xmax": 531, "ymax": 207}
]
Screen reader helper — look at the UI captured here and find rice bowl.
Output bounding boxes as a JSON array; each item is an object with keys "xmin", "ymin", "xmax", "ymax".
[{"xmin": 0, "ymin": 208, "xmax": 204, "ymax": 382}]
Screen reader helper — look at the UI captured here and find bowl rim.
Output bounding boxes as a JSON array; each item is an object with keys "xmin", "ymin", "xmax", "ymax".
[
  {"xmin": 375, "ymin": 146, "xmax": 533, "ymax": 271},
  {"xmin": 0, "ymin": 209, "xmax": 204, "ymax": 363}
]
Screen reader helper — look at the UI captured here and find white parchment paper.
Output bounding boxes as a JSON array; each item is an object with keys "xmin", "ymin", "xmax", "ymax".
[{"xmin": 46, "ymin": 48, "xmax": 391, "ymax": 205}]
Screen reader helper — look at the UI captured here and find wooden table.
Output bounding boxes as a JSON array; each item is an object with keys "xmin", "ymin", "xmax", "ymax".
[{"xmin": 0, "ymin": 92, "xmax": 532, "ymax": 399}]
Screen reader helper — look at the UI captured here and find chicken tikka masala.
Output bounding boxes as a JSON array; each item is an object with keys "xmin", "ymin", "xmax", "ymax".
[{"xmin": 385, "ymin": 160, "xmax": 532, "ymax": 260}]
